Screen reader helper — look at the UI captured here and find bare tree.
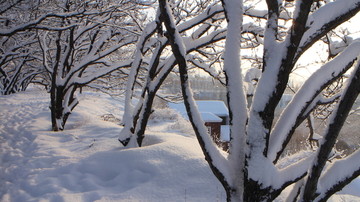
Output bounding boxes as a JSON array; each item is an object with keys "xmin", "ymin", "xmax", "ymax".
[
  {"xmin": 118, "ymin": 0, "xmax": 265, "ymax": 147},
  {"xmin": 0, "ymin": 32, "xmax": 39, "ymax": 95},
  {"xmin": 36, "ymin": 0, "xmax": 145, "ymax": 131},
  {"xmin": 0, "ymin": 0, "xmax": 46, "ymax": 94},
  {"xmin": 151, "ymin": 0, "xmax": 360, "ymax": 201}
]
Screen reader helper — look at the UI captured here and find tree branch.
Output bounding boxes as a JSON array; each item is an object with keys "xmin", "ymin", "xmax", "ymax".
[
  {"xmin": 269, "ymin": 42, "xmax": 360, "ymax": 163},
  {"xmin": 159, "ymin": 0, "xmax": 232, "ymax": 198},
  {"xmin": 301, "ymin": 58, "xmax": 360, "ymax": 202}
]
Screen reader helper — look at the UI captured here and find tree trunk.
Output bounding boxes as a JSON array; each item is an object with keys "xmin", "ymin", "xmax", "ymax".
[
  {"xmin": 50, "ymin": 85, "xmax": 78, "ymax": 131},
  {"xmin": 50, "ymin": 85, "xmax": 64, "ymax": 131},
  {"xmin": 135, "ymin": 92, "xmax": 156, "ymax": 146},
  {"xmin": 242, "ymin": 173, "xmax": 274, "ymax": 202},
  {"xmin": 225, "ymin": 188, "xmax": 242, "ymax": 202}
]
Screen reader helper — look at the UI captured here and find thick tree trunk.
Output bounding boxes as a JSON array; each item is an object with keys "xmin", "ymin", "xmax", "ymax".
[
  {"xmin": 225, "ymin": 189, "xmax": 242, "ymax": 202},
  {"xmin": 50, "ymin": 32, "xmax": 63, "ymax": 131},
  {"xmin": 50, "ymin": 85, "xmax": 65, "ymax": 131},
  {"xmin": 50, "ymin": 85, "xmax": 78, "ymax": 131},
  {"xmin": 243, "ymin": 169, "xmax": 275, "ymax": 202},
  {"xmin": 135, "ymin": 92, "xmax": 156, "ymax": 146}
]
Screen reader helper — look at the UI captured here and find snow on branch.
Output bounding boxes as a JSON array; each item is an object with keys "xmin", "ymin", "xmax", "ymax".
[
  {"xmin": 63, "ymin": 35, "xmax": 136, "ymax": 86},
  {"xmin": 150, "ymin": 29, "xmax": 227, "ymax": 91},
  {"xmin": 177, "ymin": 4, "xmax": 223, "ymax": 33},
  {"xmin": 73, "ymin": 60, "xmax": 132, "ymax": 86},
  {"xmin": 187, "ymin": 54, "xmax": 224, "ymax": 83},
  {"xmin": 0, "ymin": 11, "xmax": 85, "ymax": 36},
  {"xmin": 316, "ymin": 149, "xmax": 360, "ymax": 201},
  {"xmin": 184, "ymin": 29, "xmax": 226, "ymax": 52},
  {"xmin": 296, "ymin": 0, "xmax": 360, "ymax": 61},
  {"xmin": 121, "ymin": 3, "xmax": 226, "ymax": 127},
  {"xmin": 0, "ymin": 0, "xmax": 22, "ymax": 15},
  {"xmin": 269, "ymin": 42, "xmax": 360, "ymax": 163},
  {"xmin": 243, "ymin": 4, "xmax": 293, "ymax": 21},
  {"xmin": 301, "ymin": 57, "xmax": 360, "ymax": 202},
  {"xmin": 270, "ymin": 154, "xmax": 314, "ymax": 193},
  {"xmin": 37, "ymin": 32, "xmax": 53, "ymax": 74},
  {"xmin": 220, "ymin": 2, "xmax": 247, "ymax": 195},
  {"xmin": 120, "ymin": 22, "xmax": 158, "ymax": 145},
  {"xmin": 158, "ymin": 0, "xmax": 232, "ymax": 193}
]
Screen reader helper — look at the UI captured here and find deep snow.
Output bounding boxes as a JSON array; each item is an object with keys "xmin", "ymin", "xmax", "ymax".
[{"xmin": 0, "ymin": 88, "xmax": 359, "ymax": 201}]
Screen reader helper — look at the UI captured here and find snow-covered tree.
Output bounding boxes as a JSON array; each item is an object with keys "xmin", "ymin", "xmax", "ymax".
[
  {"xmin": 118, "ymin": 0, "xmax": 266, "ymax": 147},
  {"xmin": 36, "ymin": 0, "xmax": 146, "ymax": 131},
  {"xmin": 0, "ymin": 0, "xmax": 46, "ymax": 94},
  {"xmin": 0, "ymin": 32, "xmax": 39, "ymax": 95},
  {"xmin": 118, "ymin": 1, "xmax": 225, "ymax": 146},
  {"xmin": 122, "ymin": 0, "xmax": 360, "ymax": 201}
]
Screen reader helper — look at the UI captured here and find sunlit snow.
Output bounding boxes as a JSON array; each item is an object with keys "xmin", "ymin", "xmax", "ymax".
[{"xmin": 0, "ymin": 88, "xmax": 359, "ymax": 201}]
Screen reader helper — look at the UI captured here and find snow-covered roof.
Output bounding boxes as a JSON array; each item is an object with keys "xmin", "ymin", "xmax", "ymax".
[
  {"xmin": 196, "ymin": 100, "xmax": 229, "ymax": 116},
  {"xmin": 169, "ymin": 105, "xmax": 222, "ymax": 123},
  {"xmin": 169, "ymin": 100, "xmax": 229, "ymax": 117},
  {"xmin": 200, "ymin": 112, "xmax": 222, "ymax": 123}
]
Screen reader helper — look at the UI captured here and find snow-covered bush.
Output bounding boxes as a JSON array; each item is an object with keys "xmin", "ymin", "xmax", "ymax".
[{"xmin": 149, "ymin": 107, "xmax": 194, "ymax": 136}]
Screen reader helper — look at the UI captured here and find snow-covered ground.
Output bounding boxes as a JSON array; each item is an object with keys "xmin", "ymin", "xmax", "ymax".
[{"xmin": 0, "ymin": 88, "xmax": 359, "ymax": 201}]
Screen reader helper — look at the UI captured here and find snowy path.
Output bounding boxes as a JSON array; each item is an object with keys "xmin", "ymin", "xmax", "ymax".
[
  {"xmin": 0, "ymin": 90, "xmax": 49, "ymax": 200},
  {"xmin": 0, "ymin": 89, "xmax": 359, "ymax": 202},
  {"xmin": 0, "ymin": 90, "xmax": 225, "ymax": 201},
  {"xmin": 0, "ymin": 90, "xmax": 125, "ymax": 201}
]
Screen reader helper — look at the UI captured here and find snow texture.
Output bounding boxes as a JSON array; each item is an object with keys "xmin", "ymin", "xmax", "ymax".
[
  {"xmin": 221, "ymin": 1, "xmax": 248, "ymax": 198},
  {"xmin": 318, "ymin": 149, "xmax": 360, "ymax": 199},
  {"xmin": 0, "ymin": 88, "xmax": 225, "ymax": 201},
  {"xmin": 0, "ymin": 88, "xmax": 359, "ymax": 201},
  {"xmin": 169, "ymin": 100, "xmax": 229, "ymax": 117}
]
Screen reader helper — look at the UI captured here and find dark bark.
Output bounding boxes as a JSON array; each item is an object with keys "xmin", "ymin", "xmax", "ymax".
[
  {"xmin": 302, "ymin": 61, "xmax": 360, "ymax": 201},
  {"xmin": 50, "ymin": 32, "xmax": 63, "ymax": 131},
  {"xmin": 261, "ymin": 0, "xmax": 314, "ymax": 156},
  {"xmin": 50, "ymin": 84, "xmax": 68, "ymax": 131},
  {"xmin": 273, "ymin": 60, "xmax": 356, "ymax": 163},
  {"xmin": 295, "ymin": 2, "xmax": 360, "ymax": 63},
  {"xmin": 49, "ymin": 29, "xmax": 79, "ymax": 131},
  {"xmin": 135, "ymin": 92, "xmax": 156, "ymax": 146},
  {"xmin": 135, "ymin": 40, "xmax": 165, "ymax": 146},
  {"xmin": 124, "ymin": 15, "xmax": 226, "ymax": 147},
  {"xmin": 318, "ymin": 168, "xmax": 360, "ymax": 202},
  {"xmin": 50, "ymin": 84, "xmax": 78, "ymax": 131},
  {"xmin": 158, "ymin": 0, "xmax": 233, "ymax": 200},
  {"xmin": 243, "ymin": 168, "xmax": 306, "ymax": 201},
  {"xmin": 244, "ymin": 178, "xmax": 273, "ymax": 202},
  {"xmin": 1, "ymin": 56, "xmax": 36, "ymax": 95}
]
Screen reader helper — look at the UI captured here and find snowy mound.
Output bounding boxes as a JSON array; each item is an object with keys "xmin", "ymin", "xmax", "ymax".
[
  {"xmin": 0, "ymin": 89, "xmax": 359, "ymax": 201},
  {"xmin": 0, "ymin": 89, "xmax": 224, "ymax": 201}
]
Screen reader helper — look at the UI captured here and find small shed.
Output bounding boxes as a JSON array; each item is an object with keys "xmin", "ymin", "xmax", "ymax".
[
  {"xmin": 195, "ymin": 100, "xmax": 229, "ymax": 125},
  {"xmin": 169, "ymin": 100, "xmax": 229, "ymax": 124},
  {"xmin": 201, "ymin": 112, "xmax": 222, "ymax": 142},
  {"xmin": 169, "ymin": 101, "xmax": 229, "ymax": 150}
]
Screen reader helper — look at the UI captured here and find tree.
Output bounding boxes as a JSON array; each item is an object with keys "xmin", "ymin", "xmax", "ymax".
[
  {"xmin": 0, "ymin": 0, "xmax": 45, "ymax": 95},
  {"xmin": 0, "ymin": 32, "xmax": 39, "ymax": 95},
  {"xmin": 37, "ymin": 0, "xmax": 146, "ymax": 131},
  {"xmin": 118, "ymin": 0, "xmax": 264, "ymax": 147},
  {"xmin": 126, "ymin": 0, "xmax": 360, "ymax": 201}
]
